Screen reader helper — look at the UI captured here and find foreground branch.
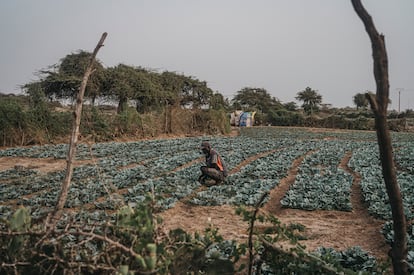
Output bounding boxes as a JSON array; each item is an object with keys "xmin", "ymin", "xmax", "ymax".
[
  {"xmin": 351, "ymin": 1, "xmax": 408, "ymax": 274},
  {"xmin": 1, "ymin": 225, "xmax": 144, "ymax": 274},
  {"xmin": 260, "ymin": 238, "xmax": 338, "ymax": 274},
  {"xmin": 248, "ymin": 192, "xmax": 268, "ymax": 274}
]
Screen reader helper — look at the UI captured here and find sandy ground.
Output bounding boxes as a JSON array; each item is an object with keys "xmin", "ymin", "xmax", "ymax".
[
  {"xmin": 0, "ymin": 157, "xmax": 94, "ymax": 174},
  {"xmin": 0, "ymin": 127, "xmax": 391, "ymax": 266},
  {"xmin": 159, "ymin": 151, "xmax": 390, "ymax": 262}
]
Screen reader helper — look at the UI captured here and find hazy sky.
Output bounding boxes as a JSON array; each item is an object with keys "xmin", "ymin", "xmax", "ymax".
[{"xmin": 1, "ymin": 1, "xmax": 413, "ymax": 109}]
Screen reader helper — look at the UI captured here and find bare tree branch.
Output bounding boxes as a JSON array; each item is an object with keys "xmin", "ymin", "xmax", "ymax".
[
  {"xmin": 48, "ymin": 32, "xmax": 108, "ymax": 228},
  {"xmin": 351, "ymin": 1, "xmax": 408, "ymax": 274},
  {"xmin": 260, "ymin": 237, "xmax": 339, "ymax": 274},
  {"xmin": 248, "ymin": 192, "xmax": 268, "ymax": 275}
]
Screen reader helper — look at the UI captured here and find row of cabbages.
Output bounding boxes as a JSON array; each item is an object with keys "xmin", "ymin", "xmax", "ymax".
[
  {"xmin": 1, "ymin": 127, "xmax": 413, "ymax": 270},
  {"xmin": 1, "ymin": 130, "xmax": 413, "ymax": 219},
  {"xmin": 281, "ymin": 140, "xmax": 356, "ymax": 211}
]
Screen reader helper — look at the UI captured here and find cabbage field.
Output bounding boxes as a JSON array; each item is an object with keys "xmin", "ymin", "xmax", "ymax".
[{"xmin": 1, "ymin": 126, "xmax": 414, "ymax": 268}]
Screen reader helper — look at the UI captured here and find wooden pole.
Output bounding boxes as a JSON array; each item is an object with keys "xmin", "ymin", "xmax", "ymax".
[
  {"xmin": 351, "ymin": 1, "xmax": 408, "ymax": 274},
  {"xmin": 49, "ymin": 32, "xmax": 108, "ymax": 227}
]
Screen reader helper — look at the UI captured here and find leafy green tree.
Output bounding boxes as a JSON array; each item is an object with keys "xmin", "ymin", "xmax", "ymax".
[
  {"xmin": 23, "ymin": 82, "xmax": 46, "ymax": 107},
  {"xmin": 353, "ymin": 92, "xmax": 369, "ymax": 110},
  {"xmin": 180, "ymin": 77, "xmax": 214, "ymax": 108},
  {"xmin": 232, "ymin": 87, "xmax": 283, "ymax": 113},
  {"xmin": 157, "ymin": 71, "xmax": 185, "ymax": 107},
  {"xmin": 295, "ymin": 87, "xmax": 322, "ymax": 115},
  {"xmin": 23, "ymin": 82, "xmax": 51, "ymax": 130},
  {"xmin": 284, "ymin": 101, "xmax": 298, "ymax": 111},
  {"xmin": 0, "ymin": 98, "xmax": 27, "ymax": 146},
  {"xmin": 157, "ymin": 71, "xmax": 215, "ymax": 109},
  {"xmin": 102, "ymin": 64, "xmax": 137, "ymax": 113},
  {"xmin": 41, "ymin": 51, "xmax": 105, "ymax": 104},
  {"xmin": 103, "ymin": 65, "xmax": 164, "ymax": 114},
  {"xmin": 22, "ymin": 50, "xmax": 227, "ymax": 115},
  {"xmin": 60, "ymin": 51, "xmax": 105, "ymax": 104},
  {"xmin": 125, "ymin": 66, "xmax": 163, "ymax": 113},
  {"xmin": 210, "ymin": 92, "xmax": 228, "ymax": 110}
]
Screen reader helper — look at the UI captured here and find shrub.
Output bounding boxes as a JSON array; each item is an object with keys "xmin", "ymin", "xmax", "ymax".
[
  {"xmin": 193, "ymin": 109, "xmax": 230, "ymax": 135},
  {"xmin": 0, "ymin": 99, "xmax": 28, "ymax": 146},
  {"xmin": 268, "ymin": 110, "xmax": 305, "ymax": 126},
  {"xmin": 112, "ymin": 107, "xmax": 143, "ymax": 137},
  {"xmin": 80, "ymin": 106, "xmax": 112, "ymax": 141}
]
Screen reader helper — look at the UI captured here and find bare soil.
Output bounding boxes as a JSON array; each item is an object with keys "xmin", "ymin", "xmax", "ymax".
[
  {"xmin": 0, "ymin": 157, "xmax": 94, "ymax": 174},
  {"xmin": 0, "ymin": 127, "xmax": 391, "ymax": 265},
  {"xmin": 160, "ymin": 150, "xmax": 390, "ymax": 263}
]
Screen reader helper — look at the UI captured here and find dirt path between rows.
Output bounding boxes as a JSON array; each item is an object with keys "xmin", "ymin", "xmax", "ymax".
[
  {"xmin": 0, "ymin": 143, "xmax": 390, "ymax": 263},
  {"xmin": 0, "ymin": 157, "xmax": 94, "ymax": 174},
  {"xmin": 160, "ymin": 150, "xmax": 390, "ymax": 263}
]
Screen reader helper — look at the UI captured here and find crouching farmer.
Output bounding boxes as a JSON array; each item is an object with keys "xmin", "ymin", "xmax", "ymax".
[{"xmin": 198, "ymin": 141, "xmax": 228, "ymax": 186}]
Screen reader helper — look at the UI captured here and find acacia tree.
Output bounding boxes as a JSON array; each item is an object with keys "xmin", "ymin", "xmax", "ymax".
[
  {"xmin": 102, "ymin": 64, "xmax": 137, "ymax": 113},
  {"xmin": 295, "ymin": 87, "xmax": 322, "ymax": 115},
  {"xmin": 180, "ymin": 77, "xmax": 214, "ymax": 109},
  {"xmin": 157, "ymin": 71, "xmax": 185, "ymax": 107},
  {"xmin": 157, "ymin": 71, "xmax": 215, "ymax": 109},
  {"xmin": 351, "ymin": 1, "xmax": 408, "ymax": 274},
  {"xmin": 59, "ymin": 51, "xmax": 105, "ymax": 104},
  {"xmin": 40, "ymin": 51, "xmax": 105, "ymax": 104},
  {"xmin": 132, "ymin": 68, "xmax": 163, "ymax": 113}
]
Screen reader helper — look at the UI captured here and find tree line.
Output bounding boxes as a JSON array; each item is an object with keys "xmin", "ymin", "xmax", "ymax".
[
  {"xmin": 23, "ymin": 50, "xmax": 413, "ymax": 116},
  {"xmin": 1, "ymin": 50, "xmax": 412, "ymax": 147},
  {"xmin": 22, "ymin": 51, "xmax": 227, "ymax": 114}
]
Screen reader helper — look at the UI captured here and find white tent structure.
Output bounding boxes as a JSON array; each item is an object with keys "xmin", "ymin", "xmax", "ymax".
[{"xmin": 230, "ymin": 111, "xmax": 256, "ymax": 127}]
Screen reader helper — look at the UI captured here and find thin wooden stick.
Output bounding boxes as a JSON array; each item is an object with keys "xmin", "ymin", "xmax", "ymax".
[
  {"xmin": 49, "ymin": 32, "xmax": 108, "ymax": 228},
  {"xmin": 248, "ymin": 192, "xmax": 268, "ymax": 275}
]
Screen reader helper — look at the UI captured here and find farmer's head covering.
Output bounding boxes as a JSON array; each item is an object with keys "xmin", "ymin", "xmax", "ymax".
[{"xmin": 200, "ymin": 141, "xmax": 211, "ymax": 151}]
